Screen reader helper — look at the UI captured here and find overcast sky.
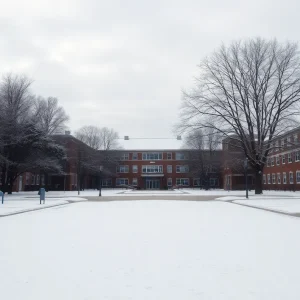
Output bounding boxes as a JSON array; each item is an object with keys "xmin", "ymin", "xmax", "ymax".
[{"xmin": 1, "ymin": 0, "xmax": 299, "ymax": 149}]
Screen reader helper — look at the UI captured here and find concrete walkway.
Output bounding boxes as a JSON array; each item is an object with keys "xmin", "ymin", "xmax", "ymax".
[{"xmin": 85, "ymin": 195, "xmax": 218, "ymax": 201}]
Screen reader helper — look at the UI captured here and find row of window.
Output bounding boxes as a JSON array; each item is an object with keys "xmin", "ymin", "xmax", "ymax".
[
  {"xmin": 267, "ymin": 151, "xmax": 300, "ymax": 167},
  {"xmin": 115, "ymin": 178, "xmax": 218, "ymax": 187},
  {"xmin": 116, "ymin": 165, "xmax": 190, "ymax": 174},
  {"xmin": 263, "ymin": 171, "xmax": 300, "ymax": 185},
  {"xmin": 118, "ymin": 152, "xmax": 189, "ymax": 161},
  {"xmin": 25, "ymin": 174, "xmax": 45, "ymax": 185},
  {"xmin": 270, "ymin": 133, "xmax": 298, "ymax": 153}
]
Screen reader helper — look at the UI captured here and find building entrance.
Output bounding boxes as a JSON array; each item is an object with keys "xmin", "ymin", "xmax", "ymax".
[{"xmin": 146, "ymin": 179, "xmax": 160, "ymax": 189}]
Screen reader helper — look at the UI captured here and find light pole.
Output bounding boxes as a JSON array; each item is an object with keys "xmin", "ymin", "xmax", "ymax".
[
  {"xmin": 244, "ymin": 158, "xmax": 248, "ymax": 199},
  {"xmin": 99, "ymin": 165, "xmax": 103, "ymax": 197}
]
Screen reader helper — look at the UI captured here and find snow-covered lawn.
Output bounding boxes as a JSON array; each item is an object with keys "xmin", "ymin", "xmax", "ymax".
[
  {"xmin": 0, "ymin": 197, "xmax": 87, "ymax": 216},
  {"xmin": 1, "ymin": 200, "xmax": 300, "ymax": 299}
]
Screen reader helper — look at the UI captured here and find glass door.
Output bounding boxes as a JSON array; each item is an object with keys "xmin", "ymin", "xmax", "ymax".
[{"xmin": 146, "ymin": 179, "xmax": 160, "ymax": 189}]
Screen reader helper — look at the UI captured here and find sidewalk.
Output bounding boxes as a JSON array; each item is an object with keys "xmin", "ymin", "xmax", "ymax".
[
  {"xmin": 0, "ymin": 197, "xmax": 87, "ymax": 217},
  {"xmin": 216, "ymin": 195, "xmax": 300, "ymax": 217}
]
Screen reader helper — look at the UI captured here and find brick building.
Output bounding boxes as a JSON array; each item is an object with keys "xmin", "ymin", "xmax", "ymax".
[
  {"xmin": 12, "ymin": 127, "xmax": 300, "ymax": 192},
  {"xmin": 263, "ymin": 127, "xmax": 300, "ymax": 191},
  {"xmin": 222, "ymin": 137, "xmax": 255, "ymax": 190},
  {"xmin": 103, "ymin": 149, "xmax": 223, "ymax": 189},
  {"xmin": 6, "ymin": 133, "xmax": 223, "ymax": 191}
]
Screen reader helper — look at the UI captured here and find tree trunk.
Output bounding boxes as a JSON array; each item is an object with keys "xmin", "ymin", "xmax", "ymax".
[
  {"xmin": 254, "ymin": 168, "xmax": 263, "ymax": 194},
  {"xmin": 8, "ymin": 177, "xmax": 14, "ymax": 194}
]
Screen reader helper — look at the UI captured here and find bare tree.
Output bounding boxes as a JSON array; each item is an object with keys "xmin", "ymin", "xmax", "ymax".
[
  {"xmin": 0, "ymin": 74, "xmax": 66, "ymax": 193},
  {"xmin": 34, "ymin": 96, "xmax": 69, "ymax": 135},
  {"xmin": 184, "ymin": 128, "xmax": 222, "ymax": 189},
  {"xmin": 75, "ymin": 126, "xmax": 121, "ymax": 150},
  {"xmin": 180, "ymin": 38, "xmax": 300, "ymax": 194}
]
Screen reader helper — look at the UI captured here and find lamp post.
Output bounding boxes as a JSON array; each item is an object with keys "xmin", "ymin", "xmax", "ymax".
[
  {"xmin": 244, "ymin": 158, "xmax": 248, "ymax": 199},
  {"xmin": 99, "ymin": 165, "xmax": 103, "ymax": 197}
]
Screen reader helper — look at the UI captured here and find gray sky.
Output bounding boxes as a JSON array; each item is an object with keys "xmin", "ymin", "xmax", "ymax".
[{"xmin": 1, "ymin": 0, "xmax": 299, "ymax": 149}]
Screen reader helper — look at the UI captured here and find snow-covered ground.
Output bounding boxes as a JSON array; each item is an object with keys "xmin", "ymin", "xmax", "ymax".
[
  {"xmin": 1, "ymin": 200, "xmax": 300, "ymax": 299},
  {"xmin": 0, "ymin": 196, "xmax": 87, "ymax": 216}
]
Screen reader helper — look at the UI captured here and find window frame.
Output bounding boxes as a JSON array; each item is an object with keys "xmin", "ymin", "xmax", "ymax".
[
  {"xmin": 167, "ymin": 152, "xmax": 172, "ymax": 160},
  {"xmin": 132, "ymin": 178, "xmax": 138, "ymax": 186},
  {"xmin": 289, "ymin": 171, "xmax": 294, "ymax": 184},
  {"xmin": 296, "ymin": 171, "xmax": 300, "ymax": 184},
  {"xmin": 176, "ymin": 178, "xmax": 190, "ymax": 186},
  {"xmin": 176, "ymin": 165, "xmax": 189, "ymax": 173},
  {"xmin": 142, "ymin": 165, "xmax": 163, "ymax": 173},
  {"xmin": 142, "ymin": 152, "xmax": 163, "ymax": 160},
  {"xmin": 277, "ymin": 173, "xmax": 281, "ymax": 184},
  {"xmin": 116, "ymin": 178, "xmax": 129, "ymax": 186},
  {"xmin": 283, "ymin": 172, "xmax": 287, "ymax": 184},
  {"xmin": 167, "ymin": 178, "xmax": 172, "ymax": 187},
  {"xmin": 272, "ymin": 173, "xmax": 276, "ymax": 184},
  {"xmin": 117, "ymin": 165, "xmax": 129, "ymax": 173},
  {"xmin": 132, "ymin": 165, "xmax": 138, "ymax": 173}
]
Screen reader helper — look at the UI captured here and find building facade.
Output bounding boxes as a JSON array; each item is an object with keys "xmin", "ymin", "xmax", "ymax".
[
  {"xmin": 104, "ymin": 150, "xmax": 223, "ymax": 190},
  {"xmin": 263, "ymin": 127, "xmax": 300, "ymax": 191}
]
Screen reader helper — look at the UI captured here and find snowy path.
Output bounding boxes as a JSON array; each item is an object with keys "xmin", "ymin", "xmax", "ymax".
[{"xmin": 1, "ymin": 201, "xmax": 300, "ymax": 299}]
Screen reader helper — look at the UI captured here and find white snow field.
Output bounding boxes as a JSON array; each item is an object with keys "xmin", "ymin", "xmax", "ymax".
[
  {"xmin": 0, "ymin": 197, "xmax": 87, "ymax": 216},
  {"xmin": 1, "ymin": 200, "xmax": 300, "ymax": 300}
]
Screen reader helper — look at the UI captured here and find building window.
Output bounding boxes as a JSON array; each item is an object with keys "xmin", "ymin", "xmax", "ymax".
[
  {"xmin": 288, "ymin": 153, "xmax": 292, "ymax": 163},
  {"xmin": 275, "ymin": 141, "xmax": 279, "ymax": 151},
  {"xmin": 287, "ymin": 136, "xmax": 291, "ymax": 147},
  {"xmin": 142, "ymin": 165, "xmax": 163, "ymax": 173},
  {"xmin": 167, "ymin": 178, "xmax": 172, "ymax": 186},
  {"xmin": 41, "ymin": 175, "xmax": 45, "ymax": 185},
  {"xmin": 296, "ymin": 171, "xmax": 300, "ymax": 184},
  {"xmin": 36, "ymin": 174, "xmax": 40, "ymax": 185},
  {"xmin": 116, "ymin": 178, "xmax": 129, "ymax": 186},
  {"xmin": 132, "ymin": 178, "xmax": 138, "ymax": 186},
  {"xmin": 294, "ymin": 134, "xmax": 298, "ymax": 144},
  {"xmin": 277, "ymin": 173, "xmax": 281, "ymax": 184},
  {"xmin": 193, "ymin": 178, "xmax": 201, "ymax": 186},
  {"xmin": 282, "ymin": 155, "xmax": 285, "ymax": 164},
  {"xmin": 271, "ymin": 157, "xmax": 274, "ymax": 166},
  {"xmin": 176, "ymin": 165, "xmax": 189, "ymax": 173},
  {"xmin": 117, "ymin": 165, "xmax": 129, "ymax": 173},
  {"xmin": 267, "ymin": 159, "xmax": 270, "ymax": 167},
  {"xmin": 176, "ymin": 178, "xmax": 189, "ymax": 186},
  {"xmin": 167, "ymin": 152, "xmax": 172, "ymax": 160},
  {"xmin": 283, "ymin": 172, "xmax": 287, "ymax": 184},
  {"xmin": 31, "ymin": 175, "xmax": 35, "ymax": 185},
  {"xmin": 26, "ymin": 173, "xmax": 30, "ymax": 185},
  {"xmin": 175, "ymin": 152, "xmax": 188, "ymax": 160},
  {"xmin": 120, "ymin": 153, "xmax": 129, "ymax": 161},
  {"xmin": 276, "ymin": 156, "xmax": 280, "ymax": 166},
  {"xmin": 281, "ymin": 139, "xmax": 285, "ymax": 148},
  {"xmin": 263, "ymin": 174, "xmax": 266, "ymax": 184},
  {"xmin": 132, "ymin": 152, "xmax": 138, "ymax": 160},
  {"xmin": 296, "ymin": 151, "xmax": 300, "ymax": 162},
  {"xmin": 272, "ymin": 173, "xmax": 276, "ymax": 184},
  {"xmin": 267, "ymin": 174, "xmax": 271, "ymax": 184},
  {"xmin": 102, "ymin": 179, "xmax": 112, "ymax": 187},
  {"xmin": 210, "ymin": 178, "xmax": 218, "ymax": 186},
  {"xmin": 132, "ymin": 165, "xmax": 138, "ymax": 173},
  {"xmin": 167, "ymin": 165, "xmax": 172, "ymax": 173},
  {"xmin": 289, "ymin": 172, "xmax": 294, "ymax": 184},
  {"xmin": 142, "ymin": 152, "xmax": 162, "ymax": 160}
]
